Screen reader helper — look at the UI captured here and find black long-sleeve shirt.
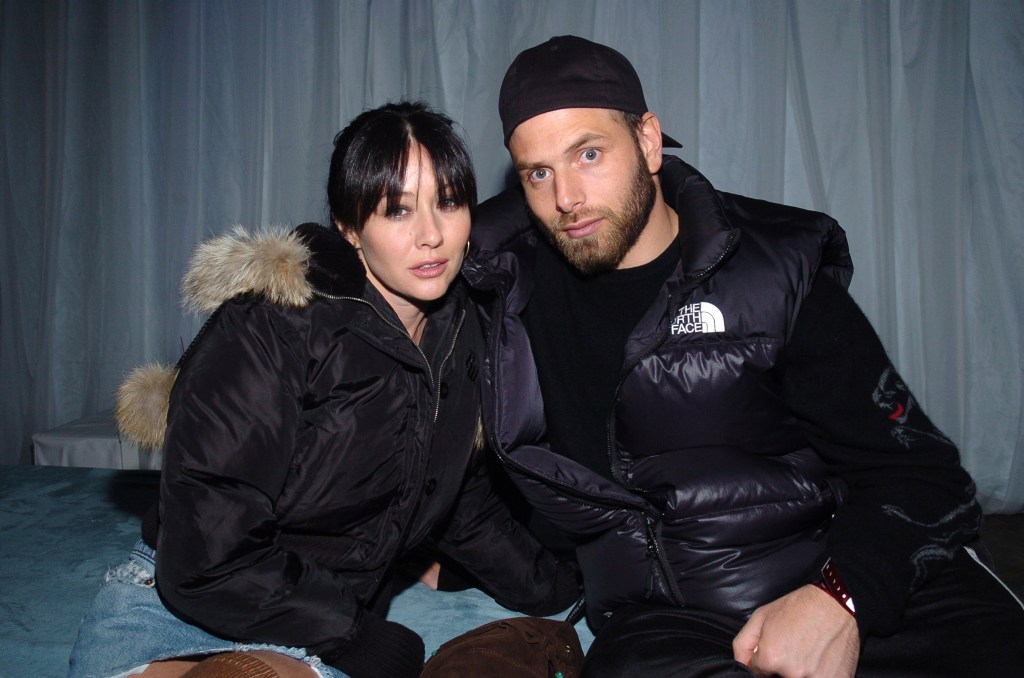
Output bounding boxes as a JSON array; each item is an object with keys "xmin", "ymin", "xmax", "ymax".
[{"xmin": 783, "ymin": 273, "xmax": 980, "ymax": 636}]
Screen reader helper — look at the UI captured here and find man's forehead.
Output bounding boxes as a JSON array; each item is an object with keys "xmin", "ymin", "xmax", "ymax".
[{"xmin": 509, "ymin": 107, "xmax": 624, "ymax": 157}]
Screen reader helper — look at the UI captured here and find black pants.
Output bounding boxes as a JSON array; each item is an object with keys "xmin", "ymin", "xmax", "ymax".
[{"xmin": 581, "ymin": 546, "xmax": 1024, "ymax": 677}]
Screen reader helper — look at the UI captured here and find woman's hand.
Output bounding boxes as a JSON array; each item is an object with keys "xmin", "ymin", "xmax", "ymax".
[{"xmin": 419, "ymin": 561, "xmax": 442, "ymax": 590}]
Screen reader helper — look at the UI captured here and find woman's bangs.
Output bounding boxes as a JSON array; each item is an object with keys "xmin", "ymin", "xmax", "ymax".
[{"xmin": 421, "ymin": 135, "xmax": 476, "ymax": 209}]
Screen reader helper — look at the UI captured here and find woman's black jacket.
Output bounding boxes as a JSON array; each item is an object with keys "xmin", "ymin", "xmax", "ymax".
[{"xmin": 118, "ymin": 223, "xmax": 569, "ymax": 659}]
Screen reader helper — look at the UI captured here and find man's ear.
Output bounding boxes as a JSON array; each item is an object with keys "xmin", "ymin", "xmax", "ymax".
[{"xmin": 638, "ymin": 112, "xmax": 665, "ymax": 174}]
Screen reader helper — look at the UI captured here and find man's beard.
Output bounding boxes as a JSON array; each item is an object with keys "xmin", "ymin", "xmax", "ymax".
[{"xmin": 532, "ymin": 147, "xmax": 657, "ymax": 275}]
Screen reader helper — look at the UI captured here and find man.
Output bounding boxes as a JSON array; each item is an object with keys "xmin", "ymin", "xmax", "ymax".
[{"xmin": 462, "ymin": 35, "xmax": 1024, "ymax": 677}]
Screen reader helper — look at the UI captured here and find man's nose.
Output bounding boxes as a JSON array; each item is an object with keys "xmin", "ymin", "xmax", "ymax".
[{"xmin": 555, "ymin": 174, "xmax": 584, "ymax": 214}]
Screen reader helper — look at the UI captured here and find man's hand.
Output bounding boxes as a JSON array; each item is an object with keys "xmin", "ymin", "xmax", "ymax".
[{"xmin": 732, "ymin": 584, "xmax": 860, "ymax": 678}]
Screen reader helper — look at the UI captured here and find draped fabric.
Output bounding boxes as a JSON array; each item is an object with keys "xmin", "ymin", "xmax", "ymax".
[{"xmin": 2, "ymin": 0, "xmax": 1021, "ymax": 511}]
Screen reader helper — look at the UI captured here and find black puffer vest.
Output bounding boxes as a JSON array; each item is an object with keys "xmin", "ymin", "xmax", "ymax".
[{"xmin": 464, "ymin": 156, "xmax": 854, "ymax": 629}]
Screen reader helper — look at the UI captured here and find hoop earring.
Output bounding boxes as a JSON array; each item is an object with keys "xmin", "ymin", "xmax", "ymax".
[{"xmin": 464, "ymin": 242, "xmax": 470, "ymax": 257}]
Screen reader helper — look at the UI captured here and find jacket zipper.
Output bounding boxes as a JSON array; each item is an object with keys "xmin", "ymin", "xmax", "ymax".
[
  {"xmin": 433, "ymin": 309, "xmax": 466, "ymax": 423},
  {"xmin": 311, "ymin": 288, "xmax": 464, "ymax": 421},
  {"xmin": 522, "ymin": 480, "xmax": 682, "ymax": 605},
  {"xmin": 599, "ymin": 233, "xmax": 739, "ymax": 604},
  {"xmin": 311, "ymin": 290, "xmax": 466, "ymax": 580},
  {"xmin": 605, "ymin": 229, "xmax": 740, "ymax": 485},
  {"xmin": 483, "ymin": 295, "xmax": 654, "ymax": 520},
  {"xmin": 643, "ymin": 515, "xmax": 666, "ymax": 600},
  {"xmin": 606, "ymin": 312, "xmax": 672, "ymax": 486}
]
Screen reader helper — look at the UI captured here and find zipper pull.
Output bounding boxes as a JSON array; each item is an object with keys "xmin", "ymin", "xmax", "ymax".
[
  {"xmin": 644, "ymin": 516, "xmax": 659, "ymax": 600},
  {"xmin": 644, "ymin": 540, "xmax": 657, "ymax": 599}
]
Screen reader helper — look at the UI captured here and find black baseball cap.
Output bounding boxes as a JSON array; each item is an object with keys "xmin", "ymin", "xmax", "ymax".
[{"xmin": 498, "ymin": 35, "xmax": 682, "ymax": 149}]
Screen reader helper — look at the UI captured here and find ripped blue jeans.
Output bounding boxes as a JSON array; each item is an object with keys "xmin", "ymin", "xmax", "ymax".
[{"xmin": 66, "ymin": 540, "xmax": 348, "ymax": 678}]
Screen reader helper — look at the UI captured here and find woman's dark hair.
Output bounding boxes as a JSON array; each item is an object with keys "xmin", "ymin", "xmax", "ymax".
[{"xmin": 327, "ymin": 101, "xmax": 477, "ymax": 231}]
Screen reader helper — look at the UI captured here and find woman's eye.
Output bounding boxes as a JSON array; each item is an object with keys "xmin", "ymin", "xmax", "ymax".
[
  {"xmin": 386, "ymin": 206, "xmax": 411, "ymax": 219},
  {"xmin": 581, "ymin": 148, "xmax": 600, "ymax": 163},
  {"xmin": 438, "ymin": 197, "xmax": 460, "ymax": 211}
]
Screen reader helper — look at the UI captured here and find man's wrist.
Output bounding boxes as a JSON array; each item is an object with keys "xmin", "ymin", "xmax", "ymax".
[{"xmin": 813, "ymin": 558, "xmax": 856, "ymax": 616}]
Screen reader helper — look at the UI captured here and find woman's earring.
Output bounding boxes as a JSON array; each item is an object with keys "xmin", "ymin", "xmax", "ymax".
[{"xmin": 464, "ymin": 242, "xmax": 470, "ymax": 257}]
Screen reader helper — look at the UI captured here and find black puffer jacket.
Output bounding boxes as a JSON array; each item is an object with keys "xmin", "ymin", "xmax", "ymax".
[
  {"xmin": 467, "ymin": 156, "xmax": 981, "ymax": 637},
  {"xmin": 119, "ymin": 223, "xmax": 568, "ymax": 661},
  {"xmin": 463, "ymin": 157, "xmax": 855, "ymax": 629}
]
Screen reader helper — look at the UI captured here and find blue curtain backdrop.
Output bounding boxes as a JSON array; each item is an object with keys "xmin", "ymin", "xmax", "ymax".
[{"xmin": 2, "ymin": 0, "xmax": 1022, "ymax": 512}]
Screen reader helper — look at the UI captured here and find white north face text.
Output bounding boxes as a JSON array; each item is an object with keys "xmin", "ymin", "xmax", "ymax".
[{"xmin": 671, "ymin": 302, "xmax": 726, "ymax": 335}]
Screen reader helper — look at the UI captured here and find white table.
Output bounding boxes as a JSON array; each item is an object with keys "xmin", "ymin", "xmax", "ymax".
[{"xmin": 32, "ymin": 409, "xmax": 162, "ymax": 470}]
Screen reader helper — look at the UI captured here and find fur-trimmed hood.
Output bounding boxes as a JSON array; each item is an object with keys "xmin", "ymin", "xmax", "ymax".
[
  {"xmin": 182, "ymin": 222, "xmax": 366, "ymax": 312},
  {"xmin": 116, "ymin": 223, "xmax": 364, "ymax": 449}
]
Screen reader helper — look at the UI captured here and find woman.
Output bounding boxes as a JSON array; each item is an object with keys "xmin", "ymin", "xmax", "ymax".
[{"xmin": 68, "ymin": 102, "xmax": 577, "ymax": 678}]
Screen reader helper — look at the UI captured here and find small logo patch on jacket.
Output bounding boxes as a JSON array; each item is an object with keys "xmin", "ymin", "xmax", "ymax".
[{"xmin": 671, "ymin": 302, "xmax": 726, "ymax": 335}]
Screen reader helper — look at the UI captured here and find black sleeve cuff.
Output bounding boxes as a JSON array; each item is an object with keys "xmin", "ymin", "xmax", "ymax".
[
  {"xmin": 507, "ymin": 558, "xmax": 582, "ymax": 617},
  {"xmin": 320, "ymin": 612, "xmax": 424, "ymax": 678}
]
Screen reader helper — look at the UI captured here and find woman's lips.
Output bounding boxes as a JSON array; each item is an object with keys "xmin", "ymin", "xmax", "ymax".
[{"xmin": 410, "ymin": 260, "xmax": 448, "ymax": 278}]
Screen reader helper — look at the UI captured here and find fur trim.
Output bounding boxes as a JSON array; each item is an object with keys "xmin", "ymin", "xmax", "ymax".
[
  {"xmin": 473, "ymin": 412, "xmax": 487, "ymax": 454},
  {"xmin": 115, "ymin": 363, "xmax": 178, "ymax": 450},
  {"xmin": 117, "ymin": 225, "xmax": 356, "ymax": 450},
  {"xmin": 181, "ymin": 225, "xmax": 312, "ymax": 315}
]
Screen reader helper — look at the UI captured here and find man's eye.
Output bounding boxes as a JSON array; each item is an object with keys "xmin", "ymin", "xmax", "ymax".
[
  {"xmin": 581, "ymin": 148, "xmax": 600, "ymax": 163},
  {"xmin": 528, "ymin": 168, "xmax": 549, "ymax": 182}
]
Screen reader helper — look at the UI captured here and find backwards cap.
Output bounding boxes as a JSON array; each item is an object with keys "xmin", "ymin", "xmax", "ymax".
[{"xmin": 498, "ymin": 35, "xmax": 682, "ymax": 149}]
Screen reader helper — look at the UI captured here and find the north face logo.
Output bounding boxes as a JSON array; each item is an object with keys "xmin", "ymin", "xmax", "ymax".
[{"xmin": 671, "ymin": 302, "xmax": 725, "ymax": 335}]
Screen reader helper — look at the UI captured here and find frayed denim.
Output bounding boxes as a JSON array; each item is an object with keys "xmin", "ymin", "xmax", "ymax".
[{"xmin": 67, "ymin": 540, "xmax": 348, "ymax": 678}]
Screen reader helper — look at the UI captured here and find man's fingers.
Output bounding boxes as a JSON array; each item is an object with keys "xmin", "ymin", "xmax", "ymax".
[{"xmin": 732, "ymin": 612, "xmax": 763, "ymax": 665}]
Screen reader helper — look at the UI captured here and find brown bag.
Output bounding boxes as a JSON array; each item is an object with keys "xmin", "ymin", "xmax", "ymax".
[{"xmin": 420, "ymin": 617, "xmax": 584, "ymax": 678}]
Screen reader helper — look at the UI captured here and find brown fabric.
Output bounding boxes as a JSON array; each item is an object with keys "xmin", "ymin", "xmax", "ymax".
[
  {"xmin": 180, "ymin": 652, "xmax": 280, "ymax": 678},
  {"xmin": 421, "ymin": 617, "xmax": 584, "ymax": 678}
]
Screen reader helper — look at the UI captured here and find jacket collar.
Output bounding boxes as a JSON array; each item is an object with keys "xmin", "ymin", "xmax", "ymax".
[
  {"xmin": 658, "ymin": 156, "xmax": 740, "ymax": 282},
  {"xmin": 296, "ymin": 222, "xmax": 367, "ymax": 298}
]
